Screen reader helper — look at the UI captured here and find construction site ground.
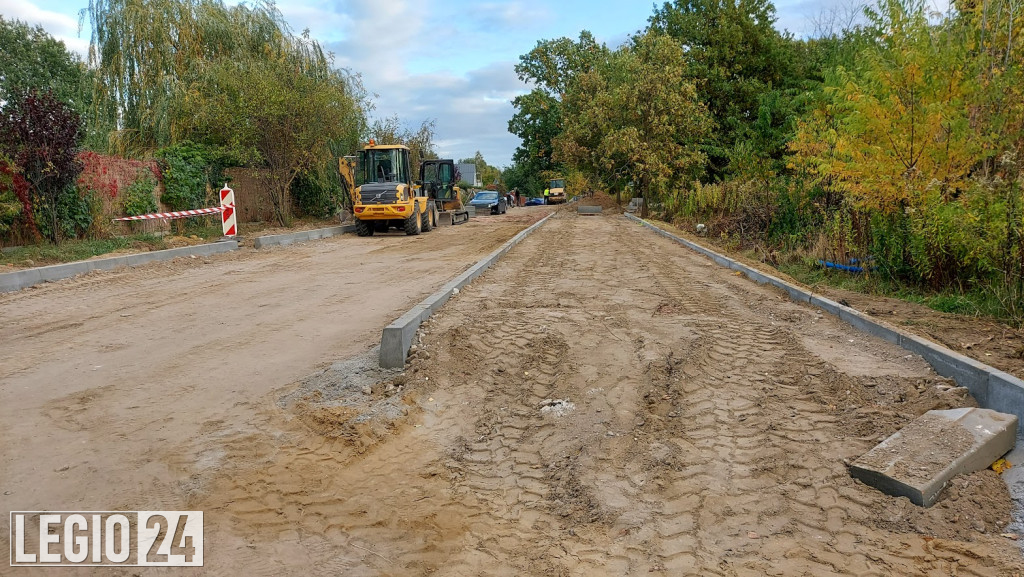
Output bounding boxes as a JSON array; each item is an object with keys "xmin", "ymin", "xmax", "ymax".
[{"xmin": 2, "ymin": 201, "xmax": 1023, "ymax": 575}]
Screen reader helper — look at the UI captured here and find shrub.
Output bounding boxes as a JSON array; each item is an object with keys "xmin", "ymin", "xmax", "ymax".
[
  {"xmin": 34, "ymin": 184, "xmax": 92, "ymax": 241},
  {"xmin": 156, "ymin": 142, "xmax": 210, "ymax": 211},
  {"xmin": 121, "ymin": 173, "xmax": 158, "ymax": 216},
  {"xmin": 291, "ymin": 172, "xmax": 339, "ymax": 219}
]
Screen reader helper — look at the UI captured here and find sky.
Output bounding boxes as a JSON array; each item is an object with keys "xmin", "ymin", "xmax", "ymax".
[{"xmin": 3, "ymin": 0, "xmax": 893, "ymax": 168}]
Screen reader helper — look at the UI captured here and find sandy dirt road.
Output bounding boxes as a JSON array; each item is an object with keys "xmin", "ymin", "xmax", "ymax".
[
  {"xmin": 0, "ymin": 209, "xmax": 549, "ymax": 572},
  {"xmin": 3, "ymin": 205, "xmax": 1023, "ymax": 575}
]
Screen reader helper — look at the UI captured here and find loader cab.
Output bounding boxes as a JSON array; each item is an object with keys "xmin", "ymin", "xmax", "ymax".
[{"xmin": 355, "ymin": 145, "xmax": 412, "ymax": 186}]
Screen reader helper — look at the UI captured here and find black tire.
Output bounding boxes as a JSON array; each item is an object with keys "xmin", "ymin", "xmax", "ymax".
[
  {"xmin": 405, "ymin": 203, "xmax": 422, "ymax": 235},
  {"xmin": 501, "ymin": 202, "xmax": 507, "ymax": 214},
  {"xmin": 422, "ymin": 202, "xmax": 434, "ymax": 232},
  {"xmin": 354, "ymin": 218, "xmax": 373, "ymax": 237}
]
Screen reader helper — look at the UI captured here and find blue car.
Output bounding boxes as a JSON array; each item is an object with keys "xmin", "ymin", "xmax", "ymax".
[
  {"xmin": 524, "ymin": 197, "xmax": 545, "ymax": 206},
  {"xmin": 469, "ymin": 191, "xmax": 507, "ymax": 214}
]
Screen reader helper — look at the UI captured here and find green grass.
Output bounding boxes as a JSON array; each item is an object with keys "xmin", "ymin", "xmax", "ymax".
[
  {"xmin": 0, "ymin": 234, "xmax": 167, "ymax": 267},
  {"xmin": 777, "ymin": 258, "xmax": 1009, "ymax": 321}
]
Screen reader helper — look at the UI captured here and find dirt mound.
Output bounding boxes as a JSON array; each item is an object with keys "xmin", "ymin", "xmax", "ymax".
[
  {"xmin": 577, "ymin": 190, "xmax": 624, "ymax": 212},
  {"xmin": 805, "ymin": 369, "xmax": 976, "ymax": 442}
]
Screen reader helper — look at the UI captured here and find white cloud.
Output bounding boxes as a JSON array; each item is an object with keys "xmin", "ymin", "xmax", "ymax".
[
  {"xmin": 276, "ymin": 1, "xmax": 354, "ymax": 43},
  {"xmin": 357, "ymin": 61, "xmax": 526, "ymax": 166},
  {"xmin": 313, "ymin": 0, "xmax": 530, "ymax": 167},
  {"xmin": 471, "ymin": 2, "xmax": 553, "ymax": 30},
  {"xmin": 0, "ymin": 0, "xmax": 89, "ymax": 55}
]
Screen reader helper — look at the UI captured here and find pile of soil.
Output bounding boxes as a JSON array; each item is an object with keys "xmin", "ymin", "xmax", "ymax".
[{"xmin": 578, "ymin": 191, "xmax": 624, "ymax": 213}]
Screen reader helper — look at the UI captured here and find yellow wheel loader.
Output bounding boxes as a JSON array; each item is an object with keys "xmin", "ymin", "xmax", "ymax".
[{"xmin": 339, "ymin": 141, "xmax": 435, "ymax": 236}]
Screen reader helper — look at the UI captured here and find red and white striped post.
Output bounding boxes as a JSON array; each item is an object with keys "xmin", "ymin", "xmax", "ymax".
[{"xmin": 220, "ymin": 185, "xmax": 236, "ymax": 237}]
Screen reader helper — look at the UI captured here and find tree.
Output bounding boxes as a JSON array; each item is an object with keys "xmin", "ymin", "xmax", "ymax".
[
  {"xmin": 507, "ymin": 90, "xmax": 561, "ymax": 176},
  {"xmin": 458, "ymin": 151, "xmax": 504, "ymax": 190},
  {"xmin": 502, "ymin": 160, "xmax": 545, "ymax": 196},
  {"xmin": 0, "ymin": 17, "xmax": 90, "ymax": 111},
  {"xmin": 0, "ymin": 90, "xmax": 84, "ymax": 243},
  {"xmin": 554, "ymin": 33, "xmax": 712, "ymax": 203},
  {"xmin": 649, "ymin": 0, "xmax": 798, "ymax": 178},
  {"xmin": 179, "ymin": 55, "xmax": 366, "ymax": 226},
  {"xmin": 369, "ymin": 115, "xmax": 437, "ymax": 171},
  {"xmin": 508, "ymin": 32, "xmax": 609, "ymax": 188},
  {"xmin": 514, "ymin": 31, "xmax": 607, "ymax": 97},
  {"xmin": 816, "ymin": 0, "xmax": 981, "ymax": 214},
  {"xmin": 84, "ymin": 0, "xmax": 329, "ymax": 154}
]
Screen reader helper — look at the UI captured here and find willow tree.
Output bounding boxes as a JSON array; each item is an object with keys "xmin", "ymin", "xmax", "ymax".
[{"xmin": 83, "ymin": 0, "xmax": 323, "ymax": 154}]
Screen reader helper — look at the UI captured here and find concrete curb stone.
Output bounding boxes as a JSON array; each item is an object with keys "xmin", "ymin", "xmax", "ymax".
[
  {"xmin": 379, "ymin": 212, "xmax": 555, "ymax": 369},
  {"xmin": 253, "ymin": 225, "xmax": 355, "ymax": 249},
  {"xmin": 0, "ymin": 240, "xmax": 239, "ymax": 293}
]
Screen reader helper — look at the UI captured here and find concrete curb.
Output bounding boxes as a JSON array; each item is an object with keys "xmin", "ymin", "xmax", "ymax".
[
  {"xmin": 380, "ymin": 212, "xmax": 556, "ymax": 369},
  {"xmin": 0, "ymin": 240, "xmax": 239, "ymax": 293},
  {"xmin": 624, "ymin": 213, "xmax": 1024, "ymax": 430},
  {"xmin": 253, "ymin": 225, "xmax": 355, "ymax": 249}
]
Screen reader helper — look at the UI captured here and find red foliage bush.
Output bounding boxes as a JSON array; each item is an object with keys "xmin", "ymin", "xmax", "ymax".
[
  {"xmin": 0, "ymin": 159, "xmax": 38, "ymax": 239},
  {"xmin": 76, "ymin": 151, "xmax": 160, "ymax": 199}
]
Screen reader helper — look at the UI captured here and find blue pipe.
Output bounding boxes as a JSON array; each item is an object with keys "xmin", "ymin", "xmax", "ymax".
[{"xmin": 817, "ymin": 259, "xmax": 875, "ymax": 273}]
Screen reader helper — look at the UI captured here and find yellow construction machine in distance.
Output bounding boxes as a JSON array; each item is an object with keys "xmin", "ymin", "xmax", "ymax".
[
  {"xmin": 339, "ymin": 140, "xmax": 435, "ymax": 236},
  {"xmin": 547, "ymin": 178, "xmax": 567, "ymax": 204}
]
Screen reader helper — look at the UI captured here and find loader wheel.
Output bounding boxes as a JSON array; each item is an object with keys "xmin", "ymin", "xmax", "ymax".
[
  {"xmin": 405, "ymin": 204, "xmax": 422, "ymax": 235},
  {"xmin": 354, "ymin": 218, "xmax": 373, "ymax": 237},
  {"xmin": 422, "ymin": 202, "xmax": 433, "ymax": 232}
]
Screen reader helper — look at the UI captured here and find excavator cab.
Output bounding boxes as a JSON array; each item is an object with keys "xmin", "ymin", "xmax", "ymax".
[
  {"xmin": 420, "ymin": 160, "xmax": 455, "ymax": 201},
  {"xmin": 419, "ymin": 159, "xmax": 469, "ymax": 225}
]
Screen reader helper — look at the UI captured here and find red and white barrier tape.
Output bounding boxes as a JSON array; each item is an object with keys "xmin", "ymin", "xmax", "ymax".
[
  {"xmin": 112, "ymin": 185, "xmax": 236, "ymax": 237},
  {"xmin": 112, "ymin": 205, "xmax": 227, "ymax": 221}
]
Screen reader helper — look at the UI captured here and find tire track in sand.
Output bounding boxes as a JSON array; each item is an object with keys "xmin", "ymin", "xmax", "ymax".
[{"xmin": 160, "ymin": 208, "xmax": 1022, "ymax": 576}]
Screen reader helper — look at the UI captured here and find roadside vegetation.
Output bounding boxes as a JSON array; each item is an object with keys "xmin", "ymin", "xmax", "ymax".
[
  {"xmin": 503, "ymin": 0, "xmax": 1024, "ymax": 325},
  {"xmin": 0, "ymin": 2, "xmax": 433, "ymax": 261}
]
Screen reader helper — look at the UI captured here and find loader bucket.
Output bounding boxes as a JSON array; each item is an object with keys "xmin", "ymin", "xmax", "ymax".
[{"xmin": 437, "ymin": 210, "xmax": 469, "ymax": 226}]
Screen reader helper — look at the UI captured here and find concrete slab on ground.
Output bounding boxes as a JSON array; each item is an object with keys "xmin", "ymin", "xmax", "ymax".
[
  {"xmin": 578, "ymin": 205, "xmax": 602, "ymax": 215},
  {"xmin": 848, "ymin": 407, "xmax": 1017, "ymax": 506}
]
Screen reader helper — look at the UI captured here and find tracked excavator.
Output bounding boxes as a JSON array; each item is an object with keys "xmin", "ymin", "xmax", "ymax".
[{"xmin": 338, "ymin": 141, "xmax": 468, "ymax": 236}]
